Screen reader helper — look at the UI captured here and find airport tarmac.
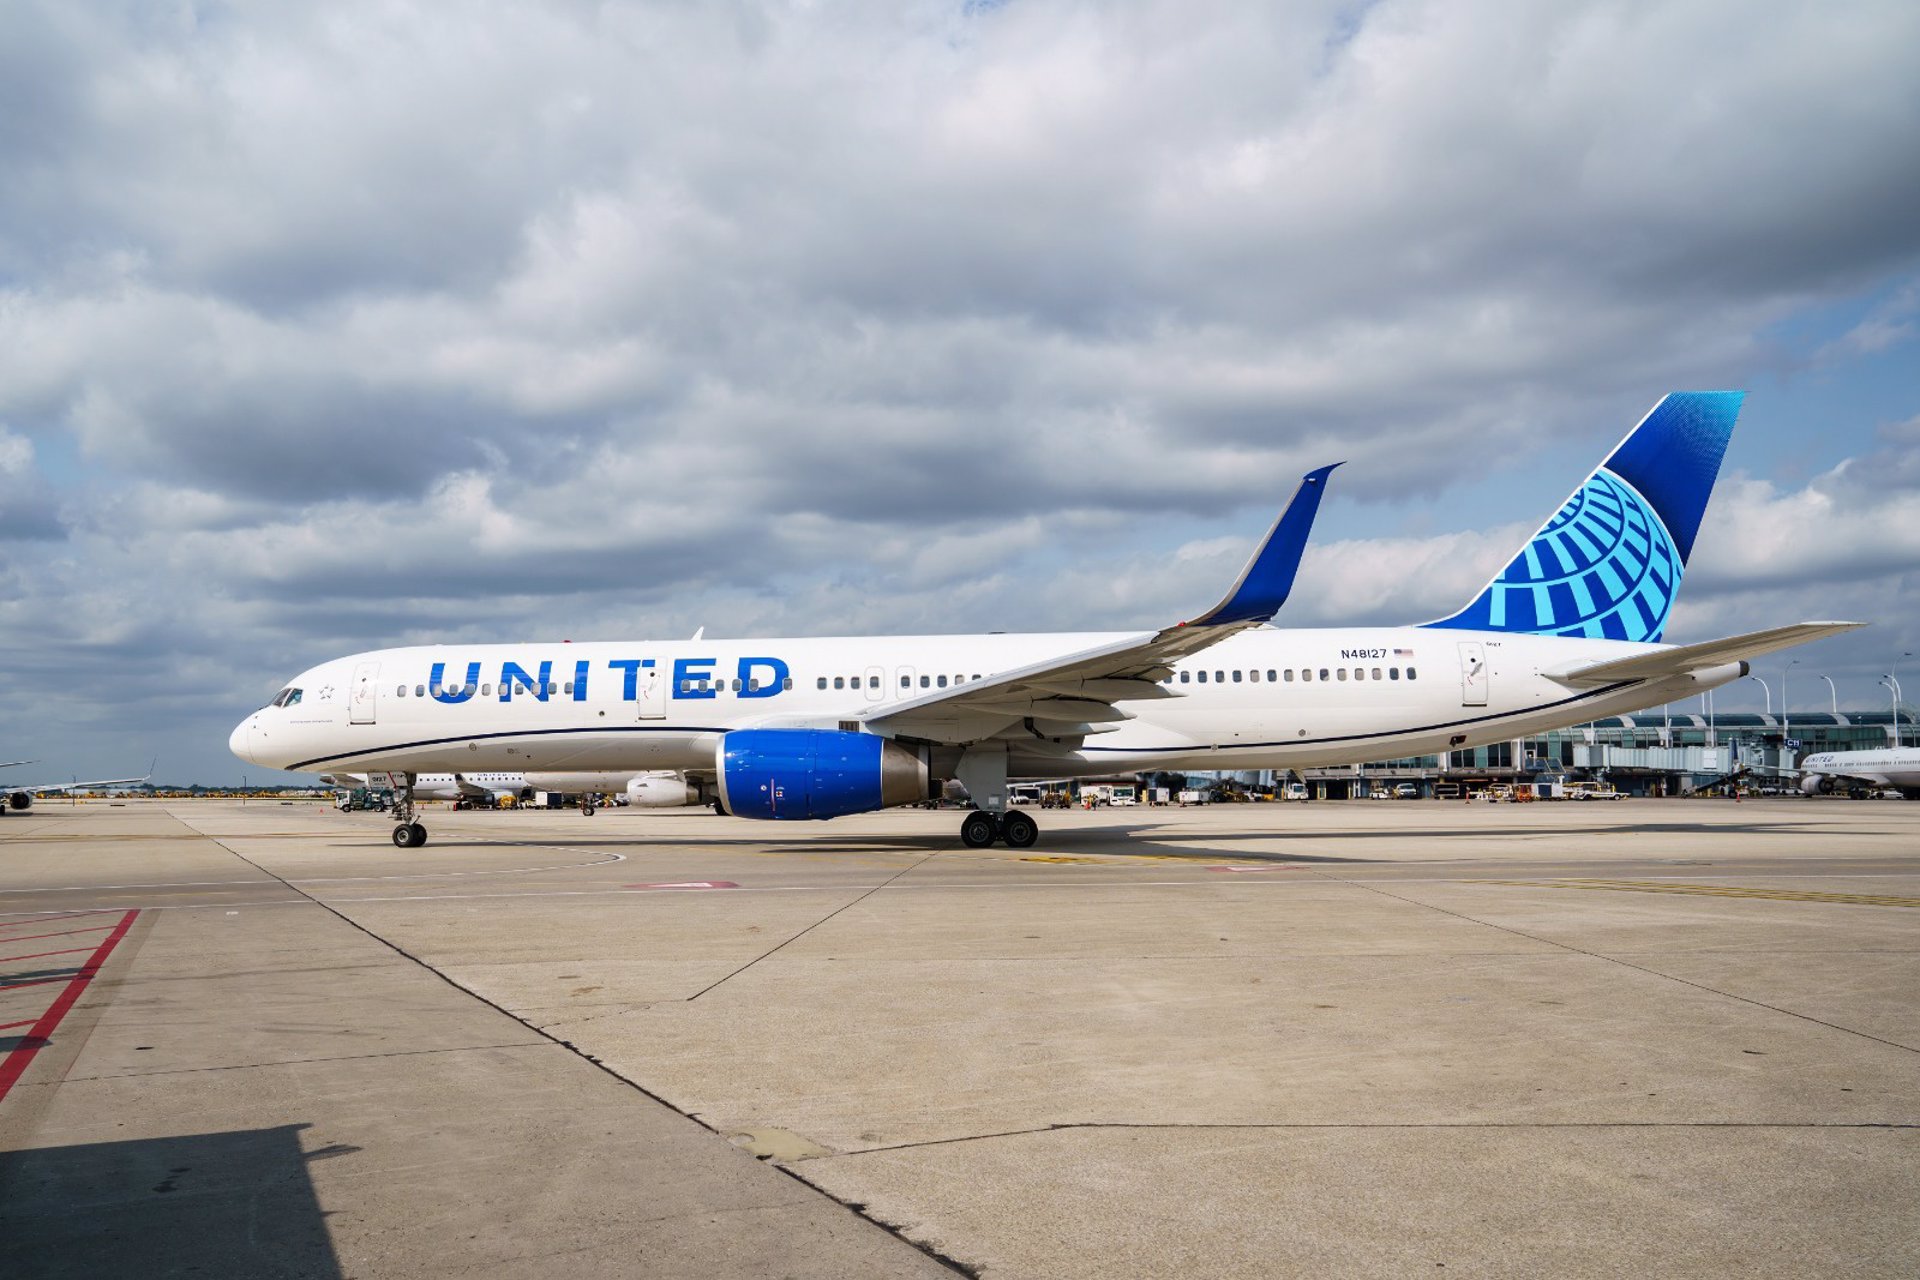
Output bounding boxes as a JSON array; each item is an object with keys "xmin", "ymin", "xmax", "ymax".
[{"xmin": 2, "ymin": 797, "xmax": 1917, "ymax": 1278}]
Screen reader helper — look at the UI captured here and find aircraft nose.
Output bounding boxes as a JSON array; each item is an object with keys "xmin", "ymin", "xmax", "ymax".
[{"xmin": 228, "ymin": 718, "xmax": 257, "ymax": 765}]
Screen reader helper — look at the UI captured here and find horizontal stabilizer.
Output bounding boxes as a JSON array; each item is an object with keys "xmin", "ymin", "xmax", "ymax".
[{"xmin": 1544, "ymin": 621, "xmax": 1866, "ymax": 685}]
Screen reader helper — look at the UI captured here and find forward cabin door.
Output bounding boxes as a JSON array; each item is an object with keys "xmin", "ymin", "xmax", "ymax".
[
  {"xmin": 1457, "ymin": 642, "xmax": 1489, "ymax": 707},
  {"xmin": 350, "ymin": 661, "xmax": 381, "ymax": 724},
  {"xmin": 637, "ymin": 661, "xmax": 666, "ymax": 720}
]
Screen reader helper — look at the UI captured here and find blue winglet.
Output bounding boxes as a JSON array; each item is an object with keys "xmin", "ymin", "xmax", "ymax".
[{"xmin": 1187, "ymin": 463, "xmax": 1342, "ymax": 627}]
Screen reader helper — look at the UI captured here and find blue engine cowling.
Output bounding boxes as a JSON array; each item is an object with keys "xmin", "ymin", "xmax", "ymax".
[{"xmin": 716, "ymin": 729, "xmax": 931, "ymax": 820}]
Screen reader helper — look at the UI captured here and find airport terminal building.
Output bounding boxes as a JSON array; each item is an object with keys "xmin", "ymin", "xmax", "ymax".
[{"xmin": 1278, "ymin": 708, "xmax": 1916, "ymax": 798}]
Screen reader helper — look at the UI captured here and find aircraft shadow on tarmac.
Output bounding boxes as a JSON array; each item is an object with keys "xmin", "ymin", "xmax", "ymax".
[{"xmin": 0, "ymin": 1124, "xmax": 344, "ymax": 1280}]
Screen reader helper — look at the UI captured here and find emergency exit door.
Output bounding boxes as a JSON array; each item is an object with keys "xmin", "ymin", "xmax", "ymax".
[
  {"xmin": 350, "ymin": 661, "xmax": 381, "ymax": 724},
  {"xmin": 1457, "ymin": 642, "xmax": 1488, "ymax": 707}
]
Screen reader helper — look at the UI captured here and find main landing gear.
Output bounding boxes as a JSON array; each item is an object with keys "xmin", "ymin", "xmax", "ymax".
[
  {"xmin": 389, "ymin": 773, "xmax": 429, "ymax": 849},
  {"xmin": 960, "ymin": 809, "xmax": 1039, "ymax": 849}
]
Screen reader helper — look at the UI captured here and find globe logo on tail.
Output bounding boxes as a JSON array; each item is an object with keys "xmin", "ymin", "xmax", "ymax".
[{"xmin": 1485, "ymin": 469, "xmax": 1680, "ymax": 642}]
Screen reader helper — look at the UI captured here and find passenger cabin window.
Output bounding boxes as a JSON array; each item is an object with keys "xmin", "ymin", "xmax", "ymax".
[
  {"xmin": 937, "ymin": 675, "xmax": 948, "ymax": 688},
  {"xmin": 396, "ymin": 684, "xmax": 407, "ymax": 697},
  {"xmin": 1372, "ymin": 668, "xmax": 1382, "ymax": 681},
  {"xmin": 1300, "ymin": 670, "xmax": 1311, "ymax": 682},
  {"xmin": 565, "ymin": 682, "xmax": 574, "ymax": 695},
  {"xmin": 901, "ymin": 675, "xmax": 911, "ymax": 688},
  {"xmin": 834, "ymin": 677, "xmax": 845, "ymax": 689},
  {"xmin": 784, "ymin": 677, "xmax": 794, "ymax": 690},
  {"xmin": 1389, "ymin": 668, "xmax": 1400, "ymax": 681},
  {"xmin": 1285, "ymin": 670, "xmax": 1295, "ymax": 682},
  {"xmin": 1319, "ymin": 668, "xmax": 1330, "ymax": 681},
  {"xmin": 818, "ymin": 677, "xmax": 828, "ymax": 689},
  {"xmin": 1408, "ymin": 667, "xmax": 1418, "ymax": 680},
  {"xmin": 1249, "ymin": 670, "xmax": 1260, "ymax": 683},
  {"xmin": 1337, "ymin": 669, "xmax": 1348, "ymax": 681},
  {"xmin": 1215, "ymin": 671, "xmax": 1224, "ymax": 683},
  {"xmin": 1232, "ymin": 671, "xmax": 1243, "ymax": 683},
  {"xmin": 1179, "ymin": 671, "xmax": 1191, "ymax": 684},
  {"xmin": 482, "ymin": 683, "xmax": 492, "ymax": 696},
  {"xmin": 1197, "ymin": 671, "xmax": 1208, "ymax": 683},
  {"xmin": 1267, "ymin": 670, "xmax": 1277, "ymax": 682},
  {"xmin": 920, "ymin": 675, "xmax": 931, "ymax": 688}
]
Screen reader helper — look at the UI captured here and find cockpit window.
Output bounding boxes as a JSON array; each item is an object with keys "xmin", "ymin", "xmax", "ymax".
[
  {"xmin": 268, "ymin": 687, "xmax": 305, "ymax": 708},
  {"xmin": 285, "ymin": 688, "xmax": 302, "ymax": 707}
]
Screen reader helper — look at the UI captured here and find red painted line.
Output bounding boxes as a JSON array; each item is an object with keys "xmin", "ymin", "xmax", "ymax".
[
  {"xmin": 0, "ymin": 910, "xmax": 138, "ymax": 1106},
  {"xmin": 0, "ymin": 925, "xmax": 115, "ymax": 944},
  {"xmin": 0, "ymin": 946, "xmax": 99, "ymax": 964},
  {"xmin": 621, "ymin": 881, "xmax": 740, "ymax": 890}
]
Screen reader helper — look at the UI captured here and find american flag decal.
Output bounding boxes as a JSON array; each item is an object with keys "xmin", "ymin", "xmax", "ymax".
[{"xmin": 1393, "ymin": 648, "xmax": 1413, "ymax": 657}]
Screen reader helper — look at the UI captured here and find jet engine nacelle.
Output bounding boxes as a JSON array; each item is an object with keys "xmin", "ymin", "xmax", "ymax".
[
  {"xmin": 625, "ymin": 774, "xmax": 704, "ymax": 808},
  {"xmin": 1800, "ymin": 774, "xmax": 1832, "ymax": 795},
  {"xmin": 715, "ymin": 729, "xmax": 932, "ymax": 820},
  {"xmin": 5, "ymin": 791, "xmax": 30, "ymax": 811}
]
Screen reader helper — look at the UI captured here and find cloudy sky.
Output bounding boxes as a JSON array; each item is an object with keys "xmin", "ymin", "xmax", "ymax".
[{"xmin": 2, "ymin": 0, "xmax": 1917, "ymax": 783}]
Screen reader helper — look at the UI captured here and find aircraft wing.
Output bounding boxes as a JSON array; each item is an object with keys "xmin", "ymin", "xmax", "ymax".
[
  {"xmin": 0, "ymin": 760, "xmax": 36, "ymax": 770},
  {"xmin": 1543, "ymin": 622, "xmax": 1866, "ymax": 686},
  {"xmin": 863, "ymin": 464, "xmax": 1340, "ymax": 746},
  {"xmin": 12, "ymin": 773, "xmax": 152, "ymax": 794}
]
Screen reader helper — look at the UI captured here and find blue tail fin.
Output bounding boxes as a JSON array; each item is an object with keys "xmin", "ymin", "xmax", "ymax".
[{"xmin": 1422, "ymin": 392, "xmax": 1742, "ymax": 642}]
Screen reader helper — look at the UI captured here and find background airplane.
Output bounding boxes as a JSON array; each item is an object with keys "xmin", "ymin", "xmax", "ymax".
[
  {"xmin": 0, "ymin": 762, "xmax": 153, "ymax": 814},
  {"xmin": 231, "ymin": 393, "xmax": 1863, "ymax": 850},
  {"xmin": 1794, "ymin": 747, "xmax": 1920, "ymax": 799}
]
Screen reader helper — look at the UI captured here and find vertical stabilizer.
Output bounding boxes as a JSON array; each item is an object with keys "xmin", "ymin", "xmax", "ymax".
[{"xmin": 1423, "ymin": 392, "xmax": 1741, "ymax": 642}]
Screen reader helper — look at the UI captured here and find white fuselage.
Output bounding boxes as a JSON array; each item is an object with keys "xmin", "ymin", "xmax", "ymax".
[
  {"xmin": 1798, "ymin": 748, "xmax": 1920, "ymax": 794},
  {"xmin": 232, "ymin": 628, "xmax": 1742, "ymax": 781}
]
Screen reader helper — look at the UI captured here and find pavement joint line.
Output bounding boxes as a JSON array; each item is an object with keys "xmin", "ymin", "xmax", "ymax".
[
  {"xmin": 1298, "ymin": 870, "xmax": 1920, "ymax": 1058},
  {"xmin": 1482, "ymin": 879, "xmax": 1920, "ymax": 907},
  {"xmin": 684, "ymin": 845, "xmax": 957, "ymax": 1002},
  {"xmin": 0, "ymin": 909, "xmax": 139, "ymax": 1107},
  {"xmin": 190, "ymin": 830, "xmax": 976, "ymax": 1277},
  {"xmin": 831, "ymin": 1119, "xmax": 1920, "ymax": 1157},
  {"xmin": 40, "ymin": 1039, "xmax": 556, "ymax": 1083}
]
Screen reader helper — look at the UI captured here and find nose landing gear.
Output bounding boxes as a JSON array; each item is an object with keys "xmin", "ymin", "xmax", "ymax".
[{"xmin": 388, "ymin": 773, "xmax": 428, "ymax": 848}]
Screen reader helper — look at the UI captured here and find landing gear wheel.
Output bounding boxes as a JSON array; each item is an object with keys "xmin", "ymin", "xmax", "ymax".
[
  {"xmin": 1000, "ymin": 810, "xmax": 1039, "ymax": 849},
  {"xmin": 581, "ymin": 801, "xmax": 596, "ymax": 817},
  {"xmin": 960, "ymin": 811, "xmax": 997, "ymax": 848},
  {"xmin": 392, "ymin": 822, "xmax": 428, "ymax": 849}
]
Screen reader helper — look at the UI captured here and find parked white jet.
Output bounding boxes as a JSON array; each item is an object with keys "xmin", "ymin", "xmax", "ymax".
[
  {"xmin": 1, "ymin": 763, "xmax": 153, "ymax": 814},
  {"xmin": 1796, "ymin": 748, "xmax": 1920, "ymax": 799},
  {"xmin": 232, "ymin": 393, "xmax": 1862, "ymax": 850}
]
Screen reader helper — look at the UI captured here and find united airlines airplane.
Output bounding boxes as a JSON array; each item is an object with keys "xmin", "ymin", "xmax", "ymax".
[
  {"xmin": 231, "ymin": 393, "xmax": 1861, "ymax": 850},
  {"xmin": 1795, "ymin": 748, "xmax": 1920, "ymax": 799}
]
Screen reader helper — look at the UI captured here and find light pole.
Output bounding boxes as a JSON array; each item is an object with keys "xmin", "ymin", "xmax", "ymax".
[
  {"xmin": 1784, "ymin": 659, "xmax": 1798, "ymax": 761},
  {"xmin": 1820, "ymin": 674, "xmax": 1838, "ymax": 716},
  {"xmin": 1881, "ymin": 678, "xmax": 1902, "ymax": 747},
  {"xmin": 1746, "ymin": 674, "xmax": 1772, "ymax": 718}
]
